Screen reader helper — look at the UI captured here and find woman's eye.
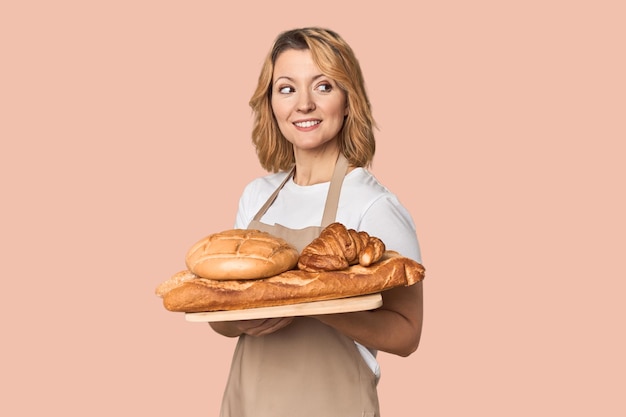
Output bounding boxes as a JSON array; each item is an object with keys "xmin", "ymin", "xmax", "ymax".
[
  {"xmin": 278, "ymin": 86, "xmax": 294, "ymax": 94},
  {"xmin": 317, "ymin": 83, "xmax": 333, "ymax": 93}
]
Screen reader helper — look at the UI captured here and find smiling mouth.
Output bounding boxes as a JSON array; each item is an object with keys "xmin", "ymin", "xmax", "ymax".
[{"xmin": 294, "ymin": 120, "xmax": 321, "ymax": 128}]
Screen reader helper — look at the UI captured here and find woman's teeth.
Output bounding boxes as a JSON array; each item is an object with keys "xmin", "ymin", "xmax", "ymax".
[{"xmin": 295, "ymin": 120, "xmax": 320, "ymax": 128}]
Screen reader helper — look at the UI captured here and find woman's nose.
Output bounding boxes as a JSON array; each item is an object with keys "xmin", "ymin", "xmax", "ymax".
[{"xmin": 296, "ymin": 91, "xmax": 316, "ymax": 113}]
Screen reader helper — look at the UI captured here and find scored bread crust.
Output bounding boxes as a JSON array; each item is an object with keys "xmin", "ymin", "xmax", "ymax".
[
  {"xmin": 185, "ymin": 229, "xmax": 299, "ymax": 280},
  {"xmin": 158, "ymin": 251, "xmax": 425, "ymax": 313}
]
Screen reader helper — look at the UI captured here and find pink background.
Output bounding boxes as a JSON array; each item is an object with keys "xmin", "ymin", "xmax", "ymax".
[{"xmin": 2, "ymin": 1, "xmax": 624, "ymax": 415}]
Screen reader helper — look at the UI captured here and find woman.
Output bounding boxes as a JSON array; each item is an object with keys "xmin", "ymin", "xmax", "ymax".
[{"xmin": 210, "ymin": 27, "xmax": 423, "ymax": 417}]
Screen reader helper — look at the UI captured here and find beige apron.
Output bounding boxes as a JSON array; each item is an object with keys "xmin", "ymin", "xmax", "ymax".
[{"xmin": 219, "ymin": 154, "xmax": 380, "ymax": 417}]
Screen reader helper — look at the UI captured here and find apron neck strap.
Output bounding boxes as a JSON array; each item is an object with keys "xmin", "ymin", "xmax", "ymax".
[
  {"xmin": 252, "ymin": 153, "xmax": 350, "ymax": 226},
  {"xmin": 321, "ymin": 153, "xmax": 349, "ymax": 227},
  {"xmin": 252, "ymin": 166, "xmax": 295, "ymax": 222}
]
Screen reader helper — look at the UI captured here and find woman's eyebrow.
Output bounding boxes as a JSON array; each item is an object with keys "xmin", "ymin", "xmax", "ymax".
[{"xmin": 273, "ymin": 74, "xmax": 326, "ymax": 84}]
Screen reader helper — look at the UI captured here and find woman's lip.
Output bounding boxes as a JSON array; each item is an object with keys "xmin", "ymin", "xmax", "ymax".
[{"xmin": 293, "ymin": 120, "xmax": 321, "ymax": 130}]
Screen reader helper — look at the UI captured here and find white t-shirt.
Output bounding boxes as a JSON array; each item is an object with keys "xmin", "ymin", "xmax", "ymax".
[
  {"xmin": 235, "ymin": 168, "xmax": 421, "ymax": 262},
  {"xmin": 234, "ymin": 167, "xmax": 422, "ymax": 380}
]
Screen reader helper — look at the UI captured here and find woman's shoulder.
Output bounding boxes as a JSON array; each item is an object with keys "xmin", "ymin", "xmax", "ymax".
[
  {"xmin": 242, "ymin": 171, "xmax": 291, "ymax": 195},
  {"xmin": 235, "ymin": 171, "xmax": 291, "ymax": 228},
  {"xmin": 341, "ymin": 167, "xmax": 413, "ymax": 222},
  {"xmin": 343, "ymin": 168, "xmax": 394, "ymax": 199}
]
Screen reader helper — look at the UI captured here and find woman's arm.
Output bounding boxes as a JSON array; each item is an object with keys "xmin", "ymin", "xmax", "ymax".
[
  {"xmin": 314, "ymin": 282, "xmax": 423, "ymax": 357},
  {"xmin": 319, "ymin": 192, "xmax": 424, "ymax": 356}
]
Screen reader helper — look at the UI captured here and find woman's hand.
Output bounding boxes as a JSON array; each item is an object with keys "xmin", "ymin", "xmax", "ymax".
[{"xmin": 210, "ymin": 317, "xmax": 294, "ymax": 337}]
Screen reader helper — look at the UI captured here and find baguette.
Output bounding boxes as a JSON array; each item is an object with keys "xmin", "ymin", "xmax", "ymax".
[{"xmin": 157, "ymin": 251, "xmax": 425, "ymax": 313}]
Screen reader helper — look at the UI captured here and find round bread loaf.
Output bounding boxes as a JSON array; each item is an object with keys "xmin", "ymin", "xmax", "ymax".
[{"xmin": 185, "ymin": 229, "xmax": 299, "ymax": 280}]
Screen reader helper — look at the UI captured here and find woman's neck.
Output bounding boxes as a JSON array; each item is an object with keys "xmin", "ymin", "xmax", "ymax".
[{"xmin": 292, "ymin": 144, "xmax": 341, "ymax": 186}]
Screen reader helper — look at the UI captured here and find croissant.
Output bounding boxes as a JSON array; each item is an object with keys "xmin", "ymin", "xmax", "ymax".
[{"xmin": 297, "ymin": 223, "xmax": 386, "ymax": 272}]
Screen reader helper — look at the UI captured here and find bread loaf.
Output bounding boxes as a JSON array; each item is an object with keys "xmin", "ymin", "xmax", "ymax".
[
  {"xmin": 157, "ymin": 251, "xmax": 425, "ymax": 313},
  {"xmin": 297, "ymin": 223, "xmax": 386, "ymax": 272},
  {"xmin": 185, "ymin": 229, "xmax": 299, "ymax": 280}
]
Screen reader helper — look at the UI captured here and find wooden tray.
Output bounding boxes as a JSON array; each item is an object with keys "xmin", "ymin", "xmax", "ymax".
[{"xmin": 185, "ymin": 293, "xmax": 382, "ymax": 322}]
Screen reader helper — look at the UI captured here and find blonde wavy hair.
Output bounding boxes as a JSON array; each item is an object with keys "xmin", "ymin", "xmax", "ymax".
[{"xmin": 249, "ymin": 27, "xmax": 377, "ymax": 172}]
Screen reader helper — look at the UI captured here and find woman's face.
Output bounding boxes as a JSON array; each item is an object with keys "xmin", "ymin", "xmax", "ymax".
[{"xmin": 271, "ymin": 49, "xmax": 347, "ymax": 154}]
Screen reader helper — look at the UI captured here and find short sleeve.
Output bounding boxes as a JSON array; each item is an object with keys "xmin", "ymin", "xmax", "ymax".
[{"xmin": 358, "ymin": 195, "xmax": 422, "ymax": 263}]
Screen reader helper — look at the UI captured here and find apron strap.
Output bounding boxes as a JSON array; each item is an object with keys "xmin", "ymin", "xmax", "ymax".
[
  {"xmin": 251, "ymin": 153, "xmax": 350, "ymax": 226},
  {"xmin": 321, "ymin": 153, "xmax": 349, "ymax": 227},
  {"xmin": 252, "ymin": 166, "xmax": 296, "ymax": 222}
]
